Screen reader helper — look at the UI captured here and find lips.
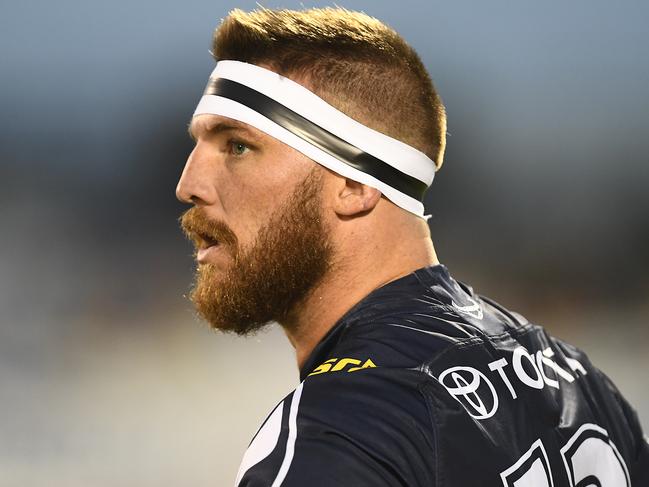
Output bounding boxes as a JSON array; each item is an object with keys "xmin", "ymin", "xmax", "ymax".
[
  {"xmin": 180, "ymin": 208, "xmax": 237, "ymax": 263},
  {"xmin": 195, "ymin": 232, "xmax": 219, "ymax": 250},
  {"xmin": 197, "ymin": 244, "xmax": 223, "ymax": 263},
  {"xmin": 193, "ymin": 232, "xmax": 222, "ymax": 263}
]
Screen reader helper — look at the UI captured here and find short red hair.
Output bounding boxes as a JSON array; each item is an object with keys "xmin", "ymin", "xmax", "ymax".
[{"xmin": 212, "ymin": 7, "xmax": 447, "ymax": 169}]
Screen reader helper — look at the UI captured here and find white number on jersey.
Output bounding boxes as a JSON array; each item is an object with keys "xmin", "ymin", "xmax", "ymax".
[{"xmin": 500, "ymin": 423, "xmax": 630, "ymax": 487}]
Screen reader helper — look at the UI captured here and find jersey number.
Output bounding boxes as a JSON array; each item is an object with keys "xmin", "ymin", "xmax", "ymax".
[{"xmin": 500, "ymin": 423, "xmax": 630, "ymax": 487}]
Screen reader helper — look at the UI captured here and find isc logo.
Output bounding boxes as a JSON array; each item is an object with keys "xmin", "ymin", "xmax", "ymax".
[{"xmin": 308, "ymin": 357, "xmax": 377, "ymax": 376}]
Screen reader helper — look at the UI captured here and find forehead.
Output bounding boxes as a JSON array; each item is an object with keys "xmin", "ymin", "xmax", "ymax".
[{"xmin": 188, "ymin": 114, "xmax": 267, "ymax": 142}]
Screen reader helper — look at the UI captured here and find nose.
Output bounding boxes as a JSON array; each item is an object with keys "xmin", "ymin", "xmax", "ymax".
[{"xmin": 176, "ymin": 145, "xmax": 218, "ymax": 205}]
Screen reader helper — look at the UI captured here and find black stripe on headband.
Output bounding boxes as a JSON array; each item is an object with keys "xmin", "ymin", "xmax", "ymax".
[{"xmin": 204, "ymin": 78, "xmax": 428, "ymax": 202}]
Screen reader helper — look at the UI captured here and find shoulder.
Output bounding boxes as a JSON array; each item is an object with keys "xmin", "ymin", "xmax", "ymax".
[
  {"xmin": 300, "ymin": 361, "xmax": 432, "ymax": 425},
  {"xmin": 302, "ymin": 295, "xmax": 529, "ymax": 377},
  {"xmin": 237, "ymin": 367, "xmax": 437, "ymax": 487}
]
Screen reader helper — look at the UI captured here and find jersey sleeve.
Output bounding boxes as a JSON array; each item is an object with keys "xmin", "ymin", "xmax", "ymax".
[
  {"xmin": 236, "ymin": 368, "xmax": 436, "ymax": 487},
  {"xmin": 594, "ymin": 368, "xmax": 649, "ymax": 484}
]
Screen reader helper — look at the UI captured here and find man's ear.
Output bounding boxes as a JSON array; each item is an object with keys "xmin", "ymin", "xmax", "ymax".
[{"xmin": 333, "ymin": 178, "xmax": 382, "ymax": 217}]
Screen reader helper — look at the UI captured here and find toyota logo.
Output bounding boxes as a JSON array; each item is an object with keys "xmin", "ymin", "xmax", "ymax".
[{"xmin": 438, "ymin": 366, "xmax": 499, "ymax": 419}]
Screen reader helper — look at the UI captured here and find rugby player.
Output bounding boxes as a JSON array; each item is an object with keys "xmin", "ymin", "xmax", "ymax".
[{"xmin": 176, "ymin": 7, "xmax": 649, "ymax": 486}]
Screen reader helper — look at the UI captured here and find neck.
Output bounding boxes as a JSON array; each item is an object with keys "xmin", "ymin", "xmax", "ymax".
[{"xmin": 280, "ymin": 222, "xmax": 439, "ymax": 371}]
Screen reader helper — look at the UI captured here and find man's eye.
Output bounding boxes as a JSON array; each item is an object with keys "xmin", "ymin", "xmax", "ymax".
[{"xmin": 230, "ymin": 141, "xmax": 250, "ymax": 156}]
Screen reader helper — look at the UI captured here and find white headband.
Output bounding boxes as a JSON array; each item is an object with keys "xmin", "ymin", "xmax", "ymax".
[{"xmin": 193, "ymin": 60, "xmax": 436, "ymax": 217}]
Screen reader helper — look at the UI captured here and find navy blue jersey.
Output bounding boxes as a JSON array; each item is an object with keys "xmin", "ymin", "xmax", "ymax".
[{"xmin": 235, "ymin": 265, "xmax": 649, "ymax": 486}]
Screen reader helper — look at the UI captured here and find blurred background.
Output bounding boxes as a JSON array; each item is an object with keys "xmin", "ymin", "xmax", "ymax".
[{"xmin": 1, "ymin": 0, "xmax": 647, "ymax": 485}]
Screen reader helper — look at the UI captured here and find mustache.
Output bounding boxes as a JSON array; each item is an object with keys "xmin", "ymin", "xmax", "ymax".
[{"xmin": 179, "ymin": 207, "xmax": 238, "ymax": 249}]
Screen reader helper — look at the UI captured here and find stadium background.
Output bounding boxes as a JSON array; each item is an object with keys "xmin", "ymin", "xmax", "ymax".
[{"xmin": 1, "ymin": 1, "xmax": 647, "ymax": 485}]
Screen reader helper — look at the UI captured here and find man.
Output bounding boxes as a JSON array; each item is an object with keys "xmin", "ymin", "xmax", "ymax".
[{"xmin": 177, "ymin": 7, "xmax": 648, "ymax": 486}]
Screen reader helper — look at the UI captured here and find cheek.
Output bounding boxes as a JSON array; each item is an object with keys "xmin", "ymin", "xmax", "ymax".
[
  {"xmin": 219, "ymin": 145, "xmax": 315, "ymax": 241},
  {"xmin": 220, "ymin": 175, "xmax": 283, "ymax": 244}
]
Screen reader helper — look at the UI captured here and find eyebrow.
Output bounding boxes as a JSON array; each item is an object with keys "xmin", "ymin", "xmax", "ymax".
[{"xmin": 187, "ymin": 118, "xmax": 262, "ymax": 142}]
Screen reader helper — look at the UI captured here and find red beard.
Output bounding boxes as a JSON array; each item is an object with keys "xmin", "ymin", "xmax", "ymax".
[{"xmin": 180, "ymin": 169, "xmax": 333, "ymax": 335}]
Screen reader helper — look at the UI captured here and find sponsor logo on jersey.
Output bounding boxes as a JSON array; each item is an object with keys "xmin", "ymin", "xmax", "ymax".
[
  {"xmin": 438, "ymin": 366, "xmax": 499, "ymax": 419},
  {"xmin": 435, "ymin": 345, "xmax": 586, "ymax": 419},
  {"xmin": 308, "ymin": 357, "xmax": 377, "ymax": 376}
]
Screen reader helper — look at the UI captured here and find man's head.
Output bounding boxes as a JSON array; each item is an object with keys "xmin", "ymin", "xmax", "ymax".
[{"xmin": 177, "ymin": 7, "xmax": 446, "ymax": 335}]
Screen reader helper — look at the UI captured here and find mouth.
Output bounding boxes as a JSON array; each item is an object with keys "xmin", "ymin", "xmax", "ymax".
[
  {"xmin": 194, "ymin": 232, "xmax": 222, "ymax": 263},
  {"xmin": 195, "ymin": 232, "xmax": 219, "ymax": 250},
  {"xmin": 180, "ymin": 208, "xmax": 236, "ymax": 265}
]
